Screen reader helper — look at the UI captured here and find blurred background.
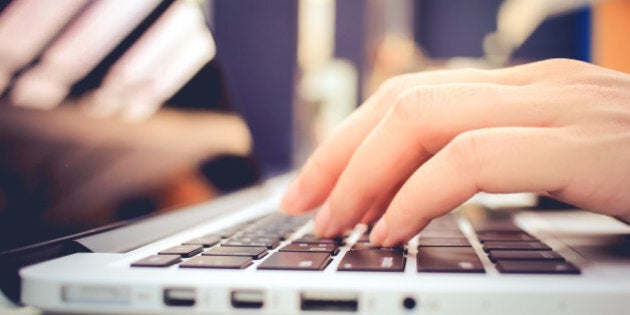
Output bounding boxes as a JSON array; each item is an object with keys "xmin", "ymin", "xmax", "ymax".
[
  {"xmin": 0, "ymin": 0, "xmax": 629, "ymax": 251},
  {"xmin": 210, "ymin": 0, "xmax": 629, "ymax": 173}
]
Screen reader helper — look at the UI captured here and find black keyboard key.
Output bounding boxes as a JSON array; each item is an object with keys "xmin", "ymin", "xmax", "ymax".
[
  {"xmin": 203, "ymin": 246, "xmax": 268, "ymax": 260},
  {"xmin": 417, "ymin": 247, "xmax": 484, "ymax": 273},
  {"xmin": 159, "ymin": 245, "xmax": 204, "ymax": 258},
  {"xmin": 417, "ymin": 237, "xmax": 471, "ymax": 247},
  {"xmin": 131, "ymin": 255, "xmax": 181, "ymax": 267},
  {"xmin": 420, "ymin": 219, "xmax": 463, "ymax": 236},
  {"xmin": 483, "ymin": 241, "xmax": 551, "ymax": 252},
  {"xmin": 182, "ymin": 235, "xmax": 222, "ymax": 247},
  {"xmin": 180, "ymin": 256, "xmax": 252, "ymax": 269},
  {"xmin": 351, "ymin": 242, "xmax": 406, "ymax": 253},
  {"xmin": 293, "ymin": 234, "xmax": 343, "ymax": 245},
  {"xmin": 338, "ymin": 250, "xmax": 405, "ymax": 272},
  {"xmin": 242, "ymin": 225, "xmax": 291, "ymax": 233},
  {"xmin": 496, "ymin": 261, "xmax": 580, "ymax": 274},
  {"xmin": 257, "ymin": 252, "xmax": 331, "ymax": 271},
  {"xmin": 488, "ymin": 250, "xmax": 564, "ymax": 262},
  {"xmin": 209, "ymin": 225, "xmax": 249, "ymax": 238},
  {"xmin": 281, "ymin": 243, "xmax": 340, "ymax": 255},
  {"xmin": 476, "ymin": 232, "xmax": 537, "ymax": 242},
  {"xmin": 236, "ymin": 231, "xmax": 290, "ymax": 240},
  {"xmin": 221, "ymin": 239, "xmax": 280, "ymax": 249},
  {"xmin": 255, "ymin": 213, "xmax": 307, "ymax": 228}
]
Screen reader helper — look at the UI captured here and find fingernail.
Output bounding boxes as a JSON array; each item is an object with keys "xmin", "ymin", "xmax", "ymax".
[
  {"xmin": 314, "ymin": 203, "xmax": 335, "ymax": 237},
  {"xmin": 369, "ymin": 218, "xmax": 388, "ymax": 246},
  {"xmin": 280, "ymin": 178, "xmax": 300, "ymax": 214}
]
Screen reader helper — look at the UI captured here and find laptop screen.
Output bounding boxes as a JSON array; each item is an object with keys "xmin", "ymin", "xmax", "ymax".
[{"xmin": 0, "ymin": 0, "xmax": 255, "ymax": 253}]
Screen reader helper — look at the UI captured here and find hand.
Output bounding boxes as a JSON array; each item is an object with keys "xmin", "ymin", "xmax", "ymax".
[{"xmin": 281, "ymin": 58, "xmax": 630, "ymax": 246}]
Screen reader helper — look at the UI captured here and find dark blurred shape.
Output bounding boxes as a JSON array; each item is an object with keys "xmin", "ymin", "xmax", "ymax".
[
  {"xmin": 413, "ymin": 0, "xmax": 590, "ymax": 61},
  {"xmin": 611, "ymin": 234, "xmax": 630, "ymax": 257},
  {"xmin": 116, "ymin": 198, "xmax": 158, "ymax": 221},
  {"xmin": 536, "ymin": 196, "xmax": 576, "ymax": 210},
  {"xmin": 201, "ymin": 155, "xmax": 260, "ymax": 194},
  {"xmin": 213, "ymin": 0, "xmax": 298, "ymax": 175},
  {"xmin": 334, "ymin": 0, "xmax": 366, "ymax": 103}
]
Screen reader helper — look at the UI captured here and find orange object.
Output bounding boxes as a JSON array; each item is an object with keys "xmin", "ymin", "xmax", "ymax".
[
  {"xmin": 157, "ymin": 172, "xmax": 218, "ymax": 213},
  {"xmin": 592, "ymin": 0, "xmax": 630, "ymax": 73}
]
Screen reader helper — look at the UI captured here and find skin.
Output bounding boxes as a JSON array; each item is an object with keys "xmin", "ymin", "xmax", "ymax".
[{"xmin": 281, "ymin": 58, "xmax": 630, "ymax": 247}]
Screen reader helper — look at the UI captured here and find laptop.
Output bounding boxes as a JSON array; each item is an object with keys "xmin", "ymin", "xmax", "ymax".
[
  {"xmin": 5, "ymin": 177, "xmax": 630, "ymax": 314},
  {"xmin": 2, "ymin": 1, "xmax": 630, "ymax": 314}
]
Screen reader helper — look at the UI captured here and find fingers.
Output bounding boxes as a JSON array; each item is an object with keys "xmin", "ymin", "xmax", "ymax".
[
  {"xmin": 280, "ymin": 104, "xmax": 383, "ymax": 215},
  {"xmin": 281, "ymin": 74, "xmax": 428, "ymax": 215},
  {"xmin": 285, "ymin": 58, "xmax": 630, "ymax": 243},
  {"xmin": 370, "ymin": 127, "xmax": 575, "ymax": 246},
  {"xmin": 316, "ymin": 82, "xmax": 567, "ymax": 237},
  {"xmin": 358, "ymin": 177, "xmax": 406, "ymax": 225},
  {"xmin": 281, "ymin": 67, "xmax": 540, "ymax": 216}
]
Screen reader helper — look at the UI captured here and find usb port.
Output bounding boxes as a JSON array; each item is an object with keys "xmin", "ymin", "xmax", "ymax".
[
  {"xmin": 231, "ymin": 290, "xmax": 264, "ymax": 309},
  {"xmin": 300, "ymin": 291, "xmax": 358, "ymax": 312},
  {"xmin": 163, "ymin": 288, "xmax": 196, "ymax": 307}
]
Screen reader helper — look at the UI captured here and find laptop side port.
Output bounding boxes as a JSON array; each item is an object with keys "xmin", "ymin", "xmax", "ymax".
[
  {"xmin": 300, "ymin": 291, "xmax": 358, "ymax": 312},
  {"xmin": 231, "ymin": 290, "xmax": 264, "ymax": 309},
  {"xmin": 163, "ymin": 288, "xmax": 196, "ymax": 307}
]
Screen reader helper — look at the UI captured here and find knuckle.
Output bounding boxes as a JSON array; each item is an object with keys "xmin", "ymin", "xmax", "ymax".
[
  {"xmin": 548, "ymin": 58, "xmax": 579, "ymax": 66},
  {"xmin": 444, "ymin": 131, "xmax": 487, "ymax": 182},
  {"xmin": 379, "ymin": 76, "xmax": 402, "ymax": 93},
  {"xmin": 389, "ymin": 84, "xmax": 479, "ymax": 149},
  {"xmin": 390, "ymin": 90, "xmax": 420, "ymax": 125},
  {"xmin": 378, "ymin": 74, "xmax": 414, "ymax": 96},
  {"xmin": 390, "ymin": 86, "xmax": 443, "ymax": 128},
  {"xmin": 539, "ymin": 58, "xmax": 596, "ymax": 82},
  {"xmin": 369, "ymin": 74, "xmax": 416, "ymax": 113},
  {"xmin": 542, "ymin": 58, "xmax": 586, "ymax": 69}
]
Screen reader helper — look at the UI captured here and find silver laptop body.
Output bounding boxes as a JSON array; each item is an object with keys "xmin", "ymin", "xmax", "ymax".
[{"xmin": 17, "ymin": 174, "xmax": 630, "ymax": 315}]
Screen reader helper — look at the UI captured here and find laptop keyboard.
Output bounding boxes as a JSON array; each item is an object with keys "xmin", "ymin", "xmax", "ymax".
[{"xmin": 131, "ymin": 211, "xmax": 580, "ymax": 275}]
